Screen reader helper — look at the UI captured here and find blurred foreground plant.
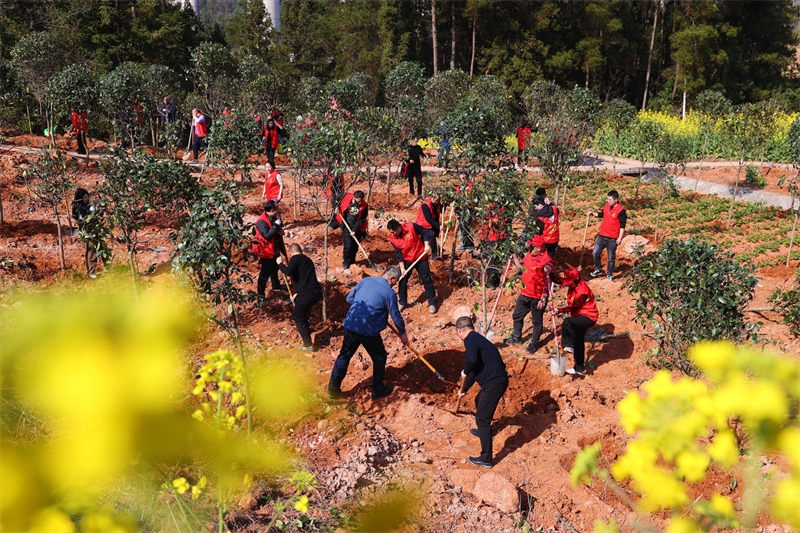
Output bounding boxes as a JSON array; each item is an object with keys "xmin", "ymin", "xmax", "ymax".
[
  {"xmin": 571, "ymin": 341, "xmax": 800, "ymax": 532},
  {"xmin": 0, "ymin": 276, "xmax": 316, "ymax": 532}
]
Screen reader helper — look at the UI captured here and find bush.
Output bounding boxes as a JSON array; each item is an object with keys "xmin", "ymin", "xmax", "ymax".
[
  {"xmin": 768, "ymin": 271, "xmax": 800, "ymax": 337},
  {"xmin": 626, "ymin": 239, "xmax": 758, "ymax": 374},
  {"xmin": 745, "ymin": 164, "xmax": 767, "ymax": 187}
]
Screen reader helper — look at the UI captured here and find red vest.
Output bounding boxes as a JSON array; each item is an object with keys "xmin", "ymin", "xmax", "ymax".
[
  {"xmin": 251, "ymin": 213, "xmax": 276, "ymax": 259},
  {"xmin": 389, "ymin": 222, "xmax": 425, "ymax": 262},
  {"xmin": 336, "ymin": 192, "xmax": 368, "ymax": 232},
  {"xmin": 517, "ymin": 126, "xmax": 531, "ymax": 150},
  {"xmin": 599, "ymin": 202, "xmax": 624, "ymax": 239},
  {"xmin": 538, "ymin": 205, "xmax": 560, "ymax": 244},
  {"xmin": 481, "ymin": 205, "xmax": 507, "ymax": 242},
  {"xmin": 71, "ymin": 111, "xmax": 87, "ymax": 134},
  {"xmin": 520, "ymin": 251, "xmax": 554, "ymax": 298},
  {"xmin": 567, "ymin": 280, "xmax": 599, "ymax": 322},
  {"xmin": 263, "ymin": 170, "xmax": 281, "ymax": 201},
  {"xmin": 194, "ymin": 115, "xmax": 207, "ymax": 137},
  {"xmin": 264, "ymin": 125, "xmax": 280, "ymax": 148},
  {"xmin": 415, "ymin": 198, "xmax": 441, "ymax": 229}
]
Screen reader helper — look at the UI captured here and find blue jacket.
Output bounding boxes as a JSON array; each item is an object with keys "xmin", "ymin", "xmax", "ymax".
[{"xmin": 342, "ymin": 276, "xmax": 406, "ymax": 337}]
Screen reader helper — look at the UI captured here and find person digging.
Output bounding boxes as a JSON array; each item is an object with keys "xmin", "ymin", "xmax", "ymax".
[
  {"xmin": 455, "ymin": 315, "xmax": 509, "ymax": 469},
  {"xmin": 328, "ymin": 266, "xmax": 408, "ymax": 400},
  {"xmin": 387, "ymin": 219, "xmax": 438, "ymax": 314},
  {"xmin": 551, "ymin": 267, "xmax": 599, "ymax": 375},
  {"xmin": 504, "ymin": 235, "xmax": 555, "ymax": 355},
  {"xmin": 277, "ymin": 243, "xmax": 322, "ymax": 351},
  {"xmin": 331, "ymin": 190, "xmax": 369, "ymax": 271}
]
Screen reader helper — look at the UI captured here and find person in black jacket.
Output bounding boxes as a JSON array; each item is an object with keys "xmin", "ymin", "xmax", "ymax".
[
  {"xmin": 253, "ymin": 201, "xmax": 286, "ymax": 299},
  {"xmin": 456, "ymin": 316, "xmax": 509, "ymax": 469},
  {"xmin": 71, "ymin": 188, "xmax": 101, "ymax": 278},
  {"xmin": 406, "ymin": 138, "xmax": 425, "ymax": 197},
  {"xmin": 277, "ymin": 244, "xmax": 322, "ymax": 351}
]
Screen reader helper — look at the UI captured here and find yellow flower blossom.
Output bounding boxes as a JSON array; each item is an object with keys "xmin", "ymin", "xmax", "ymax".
[
  {"xmin": 772, "ymin": 476, "xmax": 800, "ymax": 529},
  {"xmin": 676, "ymin": 450, "xmax": 710, "ymax": 482},
  {"xmin": 293, "ymin": 495, "xmax": 309, "ymax": 514},
  {"xmin": 191, "ymin": 409, "xmax": 204, "ymax": 421},
  {"xmin": 235, "ymin": 405, "xmax": 247, "ymax": 419},
  {"xmin": 707, "ymin": 429, "xmax": 739, "ymax": 468},
  {"xmin": 231, "ymin": 392, "xmax": 243, "ymax": 404},
  {"xmin": 666, "ymin": 515, "xmax": 698, "ymax": 533},
  {"xmin": 617, "ymin": 392, "xmax": 644, "ymax": 434},
  {"xmin": 218, "ymin": 380, "xmax": 233, "ymax": 393},
  {"xmin": 709, "ymin": 494, "xmax": 734, "ymax": 518},
  {"xmin": 778, "ymin": 427, "xmax": 800, "ymax": 470},
  {"xmin": 29, "ymin": 507, "xmax": 75, "ymax": 533},
  {"xmin": 171, "ymin": 477, "xmax": 190, "ymax": 494}
]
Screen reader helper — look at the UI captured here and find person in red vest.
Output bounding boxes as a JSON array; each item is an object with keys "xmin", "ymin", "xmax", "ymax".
[
  {"xmin": 333, "ymin": 190, "xmax": 369, "ymax": 270},
  {"xmin": 263, "ymin": 117, "xmax": 283, "ymax": 168},
  {"xmin": 191, "ymin": 108, "xmax": 207, "ymax": 161},
  {"xmin": 479, "ymin": 202, "xmax": 509, "ymax": 289},
  {"xmin": 251, "ymin": 201, "xmax": 286, "ymax": 300},
  {"xmin": 587, "ymin": 190, "xmax": 627, "ymax": 280},
  {"xmin": 70, "ymin": 108, "xmax": 88, "ymax": 155},
  {"xmin": 262, "ymin": 161, "xmax": 284, "ymax": 204},
  {"xmin": 504, "ymin": 235, "xmax": 555, "ymax": 354},
  {"xmin": 387, "ymin": 219, "xmax": 437, "ymax": 314},
  {"xmin": 532, "ymin": 195, "xmax": 559, "ymax": 257},
  {"xmin": 415, "ymin": 193, "xmax": 442, "ymax": 260},
  {"xmin": 551, "ymin": 267, "xmax": 598, "ymax": 375},
  {"xmin": 516, "ymin": 122, "xmax": 531, "ymax": 168}
]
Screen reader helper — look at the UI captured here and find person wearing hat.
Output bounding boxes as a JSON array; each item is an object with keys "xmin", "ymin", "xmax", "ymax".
[
  {"xmin": 532, "ymin": 196, "xmax": 559, "ymax": 258},
  {"xmin": 504, "ymin": 235, "xmax": 554, "ymax": 354},
  {"xmin": 551, "ymin": 267, "xmax": 599, "ymax": 375}
]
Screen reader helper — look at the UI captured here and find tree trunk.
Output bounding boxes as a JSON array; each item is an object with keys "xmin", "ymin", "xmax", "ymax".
[
  {"xmin": 128, "ymin": 248, "xmax": 139, "ymax": 298},
  {"xmin": 322, "ymin": 223, "xmax": 328, "ymax": 322},
  {"xmin": 470, "ymin": 16, "xmax": 476, "ymax": 78},
  {"xmin": 693, "ymin": 131, "xmax": 709, "ymax": 192},
  {"xmin": 26, "ymin": 102, "xmax": 32, "ymax": 134},
  {"xmin": 55, "ymin": 207, "xmax": 65, "ymax": 270},
  {"xmin": 654, "ymin": 186, "xmax": 666, "ymax": 242},
  {"xmin": 612, "ymin": 137, "xmax": 619, "ymax": 174},
  {"xmin": 481, "ymin": 262, "xmax": 488, "ymax": 333},
  {"xmin": 0, "ymin": 191, "xmax": 3, "ymax": 225},
  {"xmin": 431, "ymin": 0, "xmax": 439, "ymax": 76},
  {"xmin": 788, "ymin": 195, "xmax": 799, "ymax": 267},
  {"xmin": 642, "ymin": 0, "xmax": 659, "ymax": 111},
  {"xmin": 449, "ymin": 214, "xmax": 457, "ymax": 284},
  {"xmin": 726, "ymin": 160, "xmax": 744, "ymax": 229},
  {"xmin": 450, "ymin": 0, "xmax": 456, "ymax": 70}
]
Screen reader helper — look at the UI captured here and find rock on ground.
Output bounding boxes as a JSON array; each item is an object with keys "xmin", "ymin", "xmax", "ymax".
[{"xmin": 471, "ymin": 472, "xmax": 519, "ymax": 513}]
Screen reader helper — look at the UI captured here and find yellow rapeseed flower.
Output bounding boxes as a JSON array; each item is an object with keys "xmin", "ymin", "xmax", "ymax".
[
  {"xmin": 675, "ymin": 450, "xmax": 710, "ymax": 482},
  {"xmin": 293, "ymin": 495, "xmax": 309, "ymax": 514},
  {"xmin": 171, "ymin": 477, "xmax": 190, "ymax": 494},
  {"xmin": 617, "ymin": 392, "xmax": 644, "ymax": 434},
  {"xmin": 709, "ymin": 494, "xmax": 735, "ymax": 518},
  {"xmin": 772, "ymin": 476, "xmax": 800, "ymax": 529},
  {"xmin": 191, "ymin": 410, "xmax": 204, "ymax": 421},
  {"xmin": 778, "ymin": 427, "xmax": 800, "ymax": 470},
  {"xmin": 634, "ymin": 468, "xmax": 689, "ymax": 511},
  {"xmin": 707, "ymin": 429, "xmax": 740, "ymax": 468},
  {"xmin": 235, "ymin": 405, "xmax": 247, "ymax": 419},
  {"xmin": 665, "ymin": 515, "xmax": 699, "ymax": 533},
  {"xmin": 28, "ymin": 507, "xmax": 75, "ymax": 533},
  {"xmin": 231, "ymin": 392, "xmax": 244, "ymax": 405}
]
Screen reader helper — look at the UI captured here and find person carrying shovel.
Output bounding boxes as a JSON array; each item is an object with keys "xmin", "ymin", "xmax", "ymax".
[
  {"xmin": 551, "ymin": 267, "xmax": 598, "ymax": 375},
  {"xmin": 331, "ymin": 190, "xmax": 369, "ymax": 271},
  {"xmin": 455, "ymin": 316, "xmax": 508, "ymax": 469},
  {"xmin": 387, "ymin": 219, "xmax": 437, "ymax": 314},
  {"xmin": 277, "ymin": 243, "xmax": 322, "ymax": 351}
]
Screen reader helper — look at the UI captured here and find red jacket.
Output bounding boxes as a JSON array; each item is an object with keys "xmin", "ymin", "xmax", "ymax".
[
  {"xmin": 599, "ymin": 202, "xmax": 625, "ymax": 239},
  {"xmin": 251, "ymin": 213, "xmax": 276, "ymax": 259},
  {"xmin": 71, "ymin": 110, "xmax": 87, "ymax": 135},
  {"xmin": 520, "ymin": 251, "xmax": 554, "ymax": 299},
  {"xmin": 336, "ymin": 192, "xmax": 368, "ymax": 232},
  {"xmin": 389, "ymin": 222, "xmax": 425, "ymax": 262},
  {"xmin": 263, "ymin": 169, "xmax": 282, "ymax": 201},
  {"xmin": 415, "ymin": 197, "xmax": 442, "ymax": 230},
  {"xmin": 538, "ymin": 205, "xmax": 560, "ymax": 245},
  {"xmin": 559, "ymin": 279, "xmax": 599, "ymax": 322},
  {"xmin": 517, "ymin": 126, "xmax": 531, "ymax": 150},
  {"xmin": 193, "ymin": 114, "xmax": 207, "ymax": 137},
  {"xmin": 264, "ymin": 125, "xmax": 280, "ymax": 148},
  {"xmin": 480, "ymin": 205, "xmax": 507, "ymax": 242}
]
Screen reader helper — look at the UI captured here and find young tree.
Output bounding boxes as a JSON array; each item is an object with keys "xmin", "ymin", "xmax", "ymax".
[
  {"xmin": 353, "ymin": 106, "xmax": 402, "ymax": 203},
  {"xmin": 190, "ymin": 42, "xmax": 239, "ymax": 119},
  {"xmin": 99, "ymin": 63, "xmax": 149, "ymax": 148},
  {"xmin": 725, "ymin": 103, "xmax": 768, "ymax": 229},
  {"xmin": 768, "ymin": 270, "xmax": 800, "ymax": 338},
  {"xmin": 626, "ymin": 239, "xmax": 758, "ymax": 375},
  {"xmin": 424, "ymin": 69, "xmax": 471, "ymax": 127},
  {"xmin": 597, "ymin": 98, "xmax": 636, "ymax": 174},
  {"xmin": 781, "ymin": 116, "xmax": 800, "ymax": 267},
  {"xmin": 46, "ymin": 65, "xmax": 98, "ymax": 160},
  {"xmin": 652, "ymin": 131, "xmax": 690, "ymax": 242},
  {"xmin": 206, "ymin": 108, "xmax": 263, "ymax": 183},
  {"xmin": 692, "ymin": 90, "xmax": 731, "ymax": 192},
  {"xmin": 630, "ymin": 116, "xmax": 664, "ymax": 199},
  {"xmin": 99, "ymin": 149, "xmax": 199, "ymax": 293},
  {"xmin": 22, "ymin": 151, "xmax": 75, "ymax": 270},
  {"xmin": 384, "ymin": 61, "xmax": 426, "ymax": 108}
]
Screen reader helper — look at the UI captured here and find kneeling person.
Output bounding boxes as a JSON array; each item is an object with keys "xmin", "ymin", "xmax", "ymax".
[{"xmin": 552, "ymin": 267, "xmax": 598, "ymax": 375}]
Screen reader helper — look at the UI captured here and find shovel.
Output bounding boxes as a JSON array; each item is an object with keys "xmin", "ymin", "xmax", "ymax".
[
  {"xmin": 586, "ymin": 328, "xmax": 655, "ymax": 343},
  {"xmin": 549, "ymin": 298, "xmax": 566, "ymax": 377},
  {"xmin": 386, "ymin": 322, "xmax": 459, "ymax": 388},
  {"xmin": 339, "ymin": 214, "xmax": 380, "ymax": 271},
  {"xmin": 396, "ymin": 250, "xmax": 429, "ymax": 283}
]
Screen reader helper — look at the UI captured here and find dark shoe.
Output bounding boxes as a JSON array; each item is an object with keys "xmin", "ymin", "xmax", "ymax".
[
  {"xmin": 526, "ymin": 343, "xmax": 538, "ymax": 355},
  {"xmin": 566, "ymin": 366, "xmax": 587, "ymax": 375},
  {"xmin": 372, "ymin": 384, "xmax": 395, "ymax": 400},
  {"xmin": 468, "ymin": 456, "xmax": 493, "ymax": 469},
  {"xmin": 327, "ymin": 387, "xmax": 343, "ymax": 399},
  {"xmin": 273, "ymin": 284, "xmax": 289, "ymax": 292},
  {"xmin": 590, "ymin": 269, "xmax": 604, "ymax": 278},
  {"xmin": 504, "ymin": 336, "xmax": 524, "ymax": 347},
  {"xmin": 470, "ymin": 428, "xmax": 479, "ymax": 437}
]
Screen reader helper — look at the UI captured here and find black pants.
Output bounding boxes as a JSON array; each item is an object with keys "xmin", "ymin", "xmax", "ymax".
[
  {"xmin": 265, "ymin": 145, "xmax": 276, "ymax": 167},
  {"xmin": 562, "ymin": 315, "xmax": 596, "ymax": 369},
  {"xmin": 398, "ymin": 257, "xmax": 436, "ymax": 306},
  {"xmin": 85, "ymin": 240, "xmax": 97, "ymax": 275},
  {"xmin": 192, "ymin": 135, "xmax": 205, "ymax": 160},
  {"xmin": 593, "ymin": 235, "xmax": 618, "ymax": 276},
  {"xmin": 257, "ymin": 257, "xmax": 280, "ymax": 296},
  {"xmin": 329, "ymin": 328, "xmax": 388, "ymax": 393},
  {"xmin": 512, "ymin": 294, "xmax": 545, "ymax": 346},
  {"xmin": 408, "ymin": 163, "xmax": 422, "ymax": 196},
  {"xmin": 294, "ymin": 290, "xmax": 322, "ymax": 346},
  {"xmin": 517, "ymin": 149, "xmax": 527, "ymax": 167},
  {"xmin": 426, "ymin": 228, "xmax": 440, "ymax": 260},
  {"xmin": 76, "ymin": 132, "xmax": 87, "ymax": 155},
  {"xmin": 342, "ymin": 228, "xmax": 365, "ymax": 268},
  {"xmin": 545, "ymin": 242, "xmax": 558, "ymax": 258},
  {"xmin": 475, "ymin": 380, "xmax": 508, "ymax": 463}
]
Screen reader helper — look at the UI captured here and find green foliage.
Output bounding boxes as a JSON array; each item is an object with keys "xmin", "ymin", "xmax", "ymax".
[
  {"xmin": 444, "ymin": 99, "xmax": 507, "ymax": 172},
  {"xmin": 626, "ymin": 239, "xmax": 758, "ymax": 374},
  {"xmin": 384, "ymin": 61, "xmax": 425, "ymax": 106},
  {"xmin": 324, "ymin": 72, "xmax": 374, "ymax": 113},
  {"xmin": 768, "ymin": 271, "xmax": 800, "ymax": 338},
  {"xmin": 10, "ymin": 32, "xmax": 67, "ymax": 105},
  {"xmin": 190, "ymin": 42, "xmax": 239, "ymax": 118},
  {"xmin": 598, "ymin": 99, "xmax": 636, "ymax": 134},
  {"xmin": 744, "ymin": 164, "xmax": 767, "ymax": 187},
  {"xmin": 239, "ymin": 55, "xmax": 285, "ymax": 115},
  {"xmin": 99, "ymin": 148, "xmax": 199, "ymax": 285},
  {"xmin": 206, "ymin": 107, "xmax": 263, "ymax": 181},
  {"xmin": 424, "ymin": 69, "xmax": 471, "ymax": 126},
  {"xmin": 173, "ymin": 180, "xmax": 252, "ymax": 328},
  {"xmin": 786, "ymin": 116, "xmax": 800, "ymax": 166},
  {"xmin": 46, "ymin": 65, "xmax": 98, "ymax": 116},
  {"xmin": 225, "ymin": 0, "xmax": 274, "ymax": 59}
]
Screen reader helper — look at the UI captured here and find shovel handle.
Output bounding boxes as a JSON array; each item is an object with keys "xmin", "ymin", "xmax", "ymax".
[{"xmin": 397, "ymin": 251, "xmax": 428, "ymax": 283}]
